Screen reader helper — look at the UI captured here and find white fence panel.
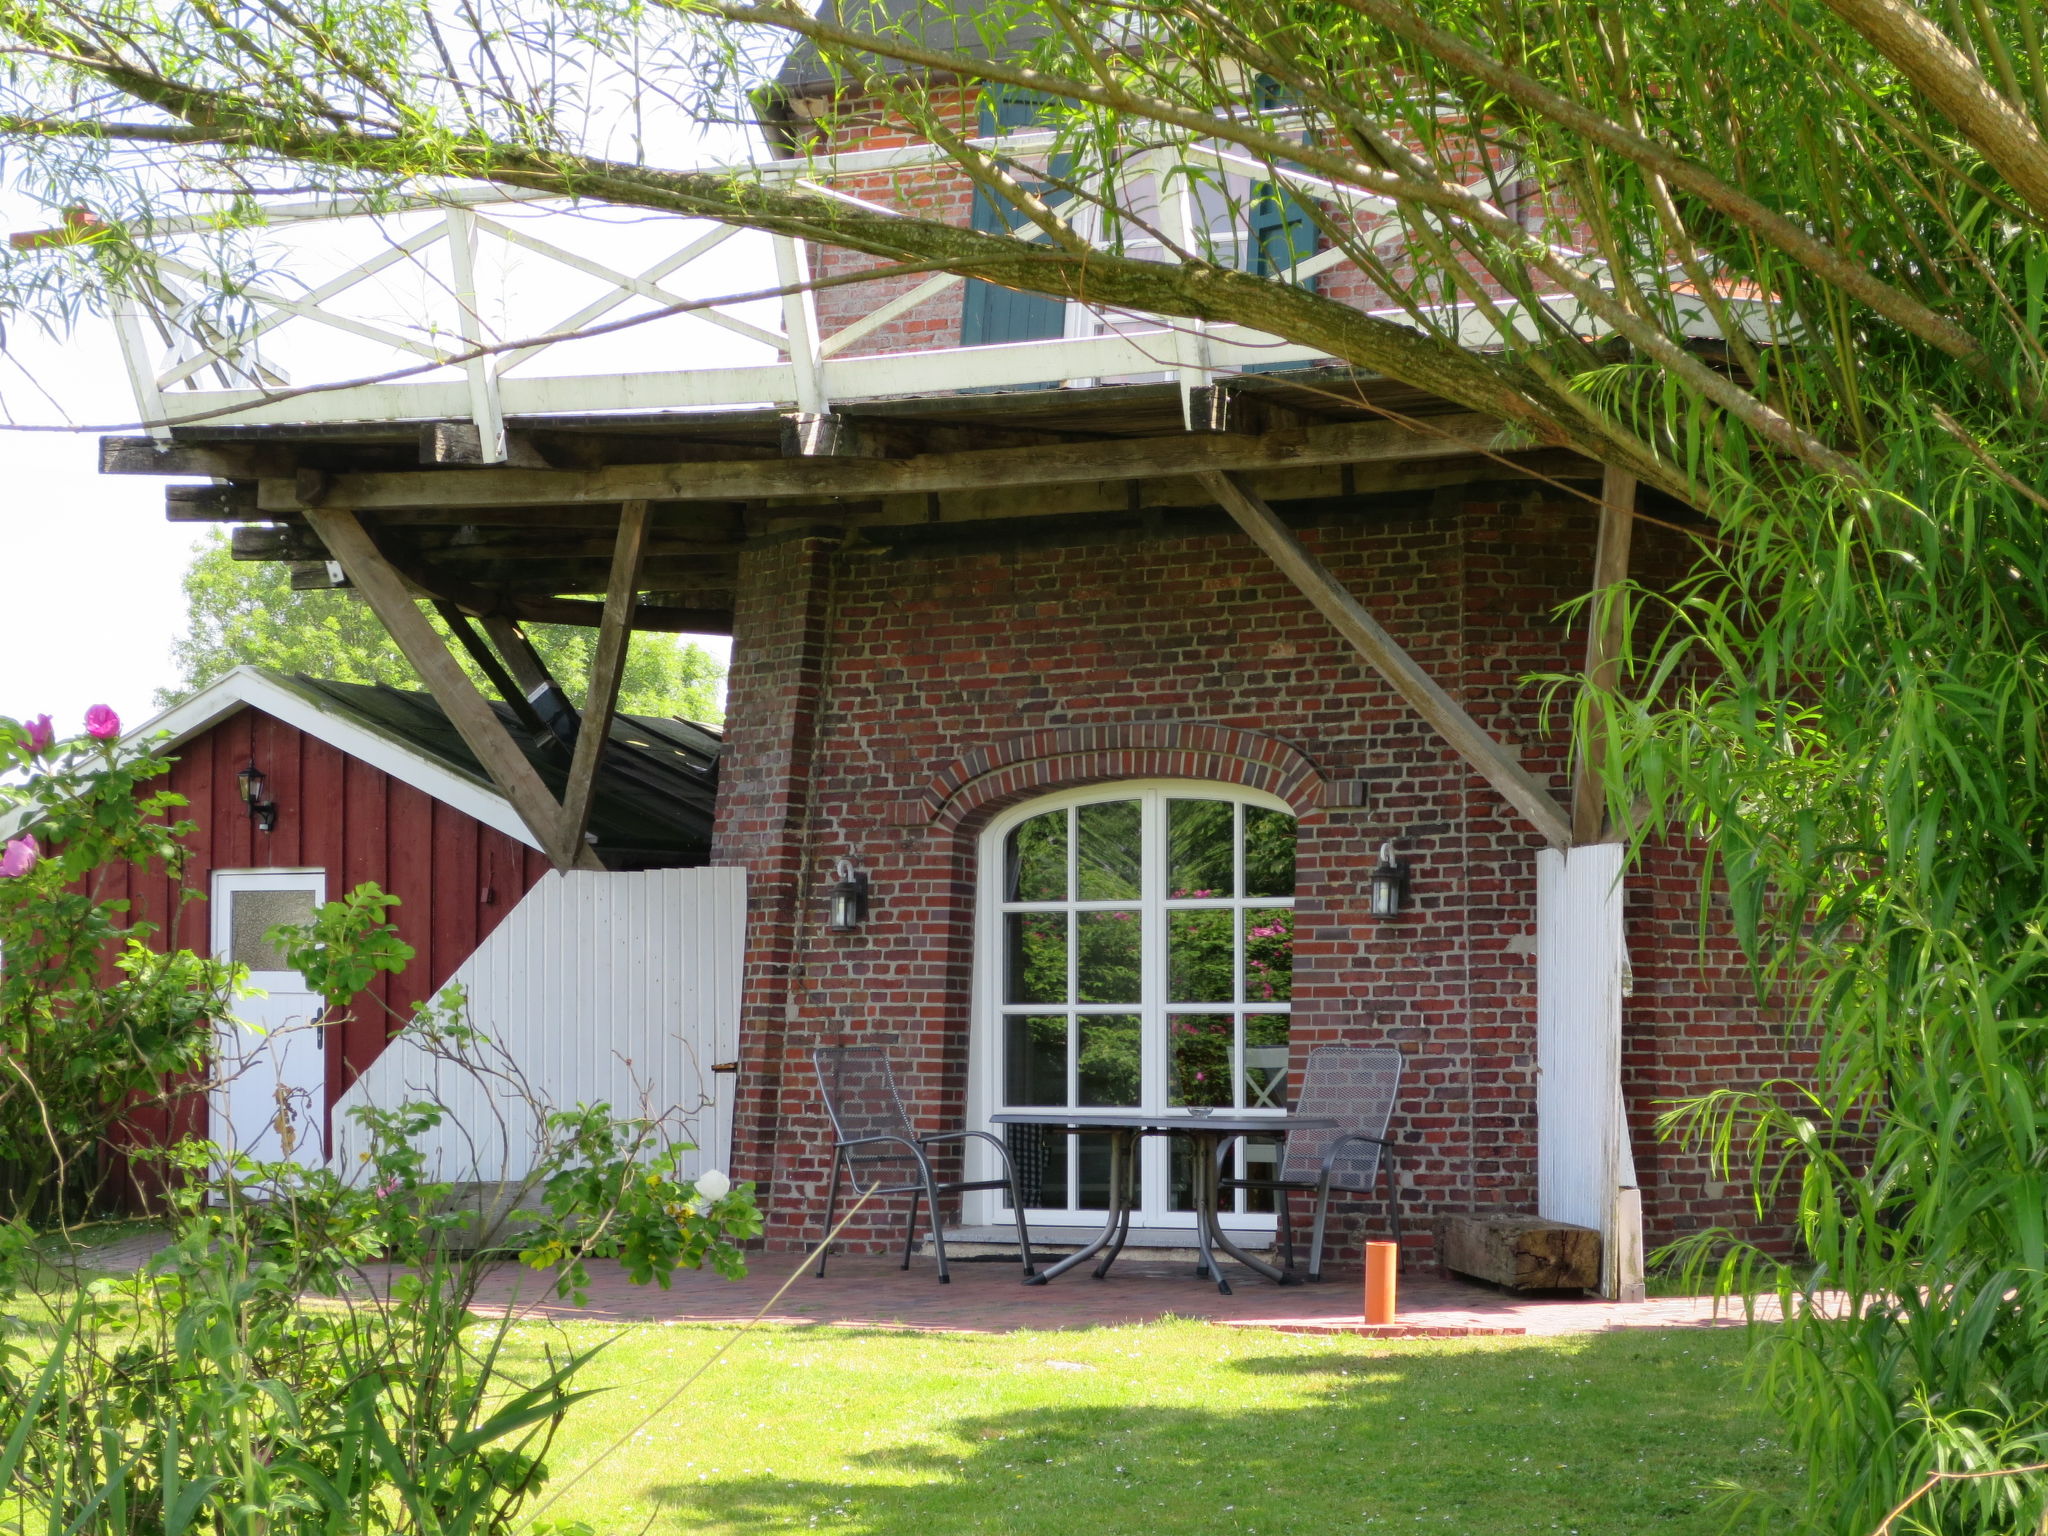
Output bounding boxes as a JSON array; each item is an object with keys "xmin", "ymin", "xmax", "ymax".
[
  {"xmin": 1535, "ymin": 843, "xmax": 1644, "ymax": 1299},
  {"xmin": 331, "ymin": 866, "xmax": 745, "ymax": 1184}
]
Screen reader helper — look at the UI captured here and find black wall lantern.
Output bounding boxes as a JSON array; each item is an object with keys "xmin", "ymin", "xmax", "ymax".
[
  {"xmin": 826, "ymin": 857, "xmax": 869, "ymax": 932},
  {"xmin": 237, "ymin": 759, "xmax": 279, "ymax": 834},
  {"xmin": 1368, "ymin": 840, "xmax": 1410, "ymax": 919}
]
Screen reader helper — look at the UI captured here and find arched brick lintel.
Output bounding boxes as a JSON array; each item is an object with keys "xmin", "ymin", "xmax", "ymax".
[{"xmin": 925, "ymin": 725, "xmax": 1327, "ymax": 832}]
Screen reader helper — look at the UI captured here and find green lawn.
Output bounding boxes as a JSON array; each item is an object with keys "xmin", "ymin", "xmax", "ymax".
[{"xmin": 507, "ymin": 1319, "xmax": 1796, "ymax": 1536}]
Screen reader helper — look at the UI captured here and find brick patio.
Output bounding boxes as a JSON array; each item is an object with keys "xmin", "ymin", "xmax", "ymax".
[{"xmin": 469, "ymin": 1252, "xmax": 1781, "ymax": 1338}]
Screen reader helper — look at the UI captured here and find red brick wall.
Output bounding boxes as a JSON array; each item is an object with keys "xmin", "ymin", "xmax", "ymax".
[
  {"xmin": 791, "ymin": 87, "xmax": 1575, "ymax": 358},
  {"xmin": 105, "ymin": 704, "xmax": 551, "ymax": 1191},
  {"xmin": 710, "ymin": 488, "xmax": 1807, "ymax": 1266}
]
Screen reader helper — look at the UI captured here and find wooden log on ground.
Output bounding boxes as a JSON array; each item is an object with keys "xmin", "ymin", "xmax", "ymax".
[{"xmin": 1435, "ymin": 1212, "xmax": 1601, "ymax": 1291}]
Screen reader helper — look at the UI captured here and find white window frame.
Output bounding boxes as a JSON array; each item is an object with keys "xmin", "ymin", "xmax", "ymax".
[
  {"xmin": 965, "ymin": 779, "xmax": 1297, "ymax": 1232},
  {"xmin": 209, "ymin": 868, "xmax": 329, "ymax": 1167}
]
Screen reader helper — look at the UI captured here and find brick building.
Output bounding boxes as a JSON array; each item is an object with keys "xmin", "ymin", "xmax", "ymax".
[{"xmin": 90, "ymin": 44, "xmax": 1803, "ymax": 1295}]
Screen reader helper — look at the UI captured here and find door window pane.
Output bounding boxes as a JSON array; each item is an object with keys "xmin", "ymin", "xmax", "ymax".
[
  {"xmin": 1167, "ymin": 908, "xmax": 1234, "ymax": 1003},
  {"xmin": 1004, "ymin": 1015, "xmax": 1067, "ymax": 1105},
  {"xmin": 1168, "ymin": 1013, "xmax": 1233, "ymax": 1107},
  {"xmin": 1244, "ymin": 1014, "xmax": 1291, "ymax": 1109},
  {"xmin": 1244, "ymin": 907, "xmax": 1293, "ymax": 1003},
  {"xmin": 1004, "ymin": 913, "xmax": 1068, "ymax": 1004},
  {"xmin": 1076, "ymin": 1132, "xmax": 1120, "ymax": 1210},
  {"xmin": 1006, "ymin": 810, "xmax": 1068, "ymax": 901},
  {"xmin": 1077, "ymin": 1014, "xmax": 1142, "ymax": 1105},
  {"xmin": 1244, "ymin": 807, "xmax": 1297, "ymax": 897},
  {"xmin": 1168, "ymin": 798, "xmax": 1235, "ymax": 896},
  {"xmin": 1075, "ymin": 910, "xmax": 1141, "ymax": 1002},
  {"xmin": 1076, "ymin": 800, "xmax": 1142, "ymax": 898},
  {"xmin": 229, "ymin": 888, "xmax": 318, "ymax": 971},
  {"xmin": 1007, "ymin": 1125, "xmax": 1069, "ymax": 1208},
  {"xmin": 1240, "ymin": 1134, "xmax": 1283, "ymax": 1213}
]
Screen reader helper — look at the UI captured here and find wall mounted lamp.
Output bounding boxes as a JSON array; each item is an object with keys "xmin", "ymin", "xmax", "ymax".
[
  {"xmin": 1367, "ymin": 840, "xmax": 1410, "ymax": 919},
  {"xmin": 237, "ymin": 759, "xmax": 279, "ymax": 834},
  {"xmin": 826, "ymin": 858, "xmax": 870, "ymax": 933}
]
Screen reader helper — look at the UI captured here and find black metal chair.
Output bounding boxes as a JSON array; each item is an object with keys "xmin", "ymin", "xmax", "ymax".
[
  {"xmin": 1217, "ymin": 1044, "xmax": 1404, "ymax": 1282},
  {"xmin": 811, "ymin": 1044, "xmax": 1035, "ymax": 1283}
]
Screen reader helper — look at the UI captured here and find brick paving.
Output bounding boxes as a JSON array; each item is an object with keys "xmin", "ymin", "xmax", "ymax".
[{"xmin": 467, "ymin": 1252, "xmax": 1781, "ymax": 1338}]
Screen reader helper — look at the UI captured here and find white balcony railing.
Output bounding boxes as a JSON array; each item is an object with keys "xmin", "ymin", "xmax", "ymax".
[{"xmin": 62, "ymin": 134, "xmax": 1734, "ymax": 454}]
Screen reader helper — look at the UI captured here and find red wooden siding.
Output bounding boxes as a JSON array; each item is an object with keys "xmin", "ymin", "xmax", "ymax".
[{"xmin": 102, "ymin": 703, "xmax": 550, "ymax": 1178}]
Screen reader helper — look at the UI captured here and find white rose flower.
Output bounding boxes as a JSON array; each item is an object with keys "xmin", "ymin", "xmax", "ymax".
[{"xmin": 694, "ymin": 1168, "xmax": 731, "ymax": 1202}]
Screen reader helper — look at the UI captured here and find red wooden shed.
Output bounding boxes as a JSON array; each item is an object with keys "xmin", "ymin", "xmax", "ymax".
[{"xmin": 99, "ymin": 665, "xmax": 722, "ymax": 1184}]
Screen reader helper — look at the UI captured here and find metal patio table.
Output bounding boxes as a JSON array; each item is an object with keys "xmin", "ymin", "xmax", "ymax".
[{"xmin": 989, "ymin": 1111, "xmax": 1339, "ymax": 1295}]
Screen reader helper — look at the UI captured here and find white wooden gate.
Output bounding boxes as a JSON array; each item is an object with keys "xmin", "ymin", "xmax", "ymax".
[
  {"xmin": 1535, "ymin": 843, "xmax": 1645, "ymax": 1299},
  {"xmin": 331, "ymin": 867, "xmax": 745, "ymax": 1183}
]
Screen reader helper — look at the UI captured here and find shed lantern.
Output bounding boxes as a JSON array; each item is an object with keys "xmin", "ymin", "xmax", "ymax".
[
  {"xmin": 1367, "ymin": 841, "xmax": 1409, "ymax": 919},
  {"xmin": 827, "ymin": 858, "xmax": 869, "ymax": 932},
  {"xmin": 237, "ymin": 760, "xmax": 279, "ymax": 834}
]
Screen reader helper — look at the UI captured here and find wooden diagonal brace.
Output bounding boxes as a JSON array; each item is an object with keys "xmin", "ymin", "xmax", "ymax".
[
  {"xmin": 558, "ymin": 500, "xmax": 651, "ymax": 857},
  {"xmin": 1571, "ymin": 467, "xmax": 1637, "ymax": 845},
  {"xmin": 305, "ymin": 508, "xmax": 603, "ymax": 871},
  {"xmin": 434, "ymin": 600, "xmax": 551, "ymax": 739},
  {"xmin": 1199, "ymin": 469, "xmax": 1574, "ymax": 850}
]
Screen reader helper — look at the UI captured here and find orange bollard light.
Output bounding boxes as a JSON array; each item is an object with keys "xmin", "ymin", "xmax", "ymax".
[{"xmin": 1363, "ymin": 1240, "xmax": 1399, "ymax": 1324}]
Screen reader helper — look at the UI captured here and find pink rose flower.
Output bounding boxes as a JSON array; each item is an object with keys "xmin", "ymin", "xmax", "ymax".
[
  {"xmin": 0, "ymin": 835, "xmax": 39, "ymax": 878},
  {"xmin": 84, "ymin": 704, "xmax": 119, "ymax": 741},
  {"xmin": 22, "ymin": 716, "xmax": 52, "ymax": 755}
]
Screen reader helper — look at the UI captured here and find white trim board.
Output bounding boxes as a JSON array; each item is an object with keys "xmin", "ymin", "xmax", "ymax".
[{"xmin": 0, "ymin": 666, "xmax": 540, "ymax": 851}]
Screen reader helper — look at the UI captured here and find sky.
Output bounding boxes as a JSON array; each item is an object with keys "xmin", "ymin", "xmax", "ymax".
[
  {"xmin": 0, "ymin": 182, "xmax": 768, "ymax": 735},
  {"xmin": 0, "ymin": 314, "xmax": 200, "ymax": 733}
]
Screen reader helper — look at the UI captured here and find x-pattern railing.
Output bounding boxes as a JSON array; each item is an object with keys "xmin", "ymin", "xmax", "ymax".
[{"xmin": 78, "ymin": 130, "xmax": 1729, "ymax": 453}]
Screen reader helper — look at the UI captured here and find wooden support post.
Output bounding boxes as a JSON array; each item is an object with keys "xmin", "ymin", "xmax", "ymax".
[
  {"xmin": 1571, "ymin": 466, "xmax": 1637, "ymax": 845},
  {"xmin": 1199, "ymin": 469, "xmax": 1574, "ymax": 850},
  {"xmin": 305, "ymin": 508, "xmax": 601, "ymax": 870},
  {"xmin": 558, "ymin": 500, "xmax": 650, "ymax": 858},
  {"xmin": 434, "ymin": 600, "xmax": 552, "ymax": 738}
]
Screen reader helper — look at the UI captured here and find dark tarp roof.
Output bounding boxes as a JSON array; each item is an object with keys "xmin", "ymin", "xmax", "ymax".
[{"xmin": 290, "ymin": 676, "xmax": 721, "ymax": 869}]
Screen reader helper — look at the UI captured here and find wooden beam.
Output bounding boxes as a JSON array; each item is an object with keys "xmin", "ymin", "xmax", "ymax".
[
  {"xmin": 434, "ymin": 600, "xmax": 552, "ymax": 739},
  {"xmin": 368, "ymin": 540, "xmax": 732, "ymax": 634},
  {"xmin": 1199, "ymin": 469, "xmax": 1574, "ymax": 850},
  {"xmin": 781, "ymin": 412, "xmax": 892, "ymax": 459},
  {"xmin": 258, "ymin": 413, "xmax": 1537, "ymax": 513},
  {"xmin": 303, "ymin": 507, "xmax": 602, "ymax": 871},
  {"xmin": 102, "ymin": 436, "xmax": 289, "ymax": 478},
  {"xmin": 166, "ymin": 482, "xmax": 262, "ymax": 522},
  {"xmin": 1571, "ymin": 466, "xmax": 1638, "ymax": 845},
  {"xmin": 558, "ymin": 501, "xmax": 650, "ymax": 858},
  {"xmin": 476, "ymin": 614, "xmax": 569, "ymax": 709},
  {"xmin": 420, "ymin": 421, "xmax": 552, "ymax": 469}
]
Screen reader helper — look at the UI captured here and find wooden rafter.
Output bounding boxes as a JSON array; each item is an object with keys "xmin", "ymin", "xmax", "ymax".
[
  {"xmin": 306, "ymin": 508, "xmax": 603, "ymax": 869},
  {"xmin": 1200, "ymin": 469, "xmax": 1574, "ymax": 850},
  {"xmin": 434, "ymin": 600, "xmax": 552, "ymax": 739},
  {"xmin": 476, "ymin": 613, "xmax": 565, "ymax": 706},
  {"xmin": 558, "ymin": 500, "xmax": 651, "ymax": 858},
  {"xmin": 1570, "ymin": 467, "xmax": 1638, "ymax": 844},
  {"xmin": 255, "ymin": 413, "xmax": 1530, "ymax": 514}
]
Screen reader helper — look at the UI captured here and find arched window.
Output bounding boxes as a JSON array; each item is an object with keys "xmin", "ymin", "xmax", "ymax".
[{"xmin": 970, "ymin": 782, "xmax": 1297, "ymax": 1232}]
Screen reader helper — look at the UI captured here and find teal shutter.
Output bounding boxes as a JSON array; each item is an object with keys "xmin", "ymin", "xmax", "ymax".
[
  {"xmin": 1246, "ymin": 76, "xmax": 1317, "ymax": 287},
  {"xmin": 962, "ymin": 91, "xmax": 1072, "ymax": 347}
]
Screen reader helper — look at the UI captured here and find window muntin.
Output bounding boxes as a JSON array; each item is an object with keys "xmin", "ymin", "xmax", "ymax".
[{"xmin": 988, "ymin": 785, "xmax": 1297, "ymax": 1223}]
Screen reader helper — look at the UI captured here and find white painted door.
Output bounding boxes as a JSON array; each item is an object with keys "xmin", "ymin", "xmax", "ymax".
[
  {"xmin": 1535, "ymin": 843, "xmax": 1644, "ymax": 1299},
  {"xmin": 211, "ymin": 870, "xmax": 328, "ymax": 1165}
]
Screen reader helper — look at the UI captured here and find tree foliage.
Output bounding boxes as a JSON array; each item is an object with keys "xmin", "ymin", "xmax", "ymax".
[
  {"xmin": 8, "ymin": 0, "xmax": 2048, "ymax": 1527},
  {"xmin": 161, "ymin": 530, "xmax": 726, "ymax": 721},
  {"xmin": 0, "ymin": 710, "xmax": 228, "ymax": 1224}
]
